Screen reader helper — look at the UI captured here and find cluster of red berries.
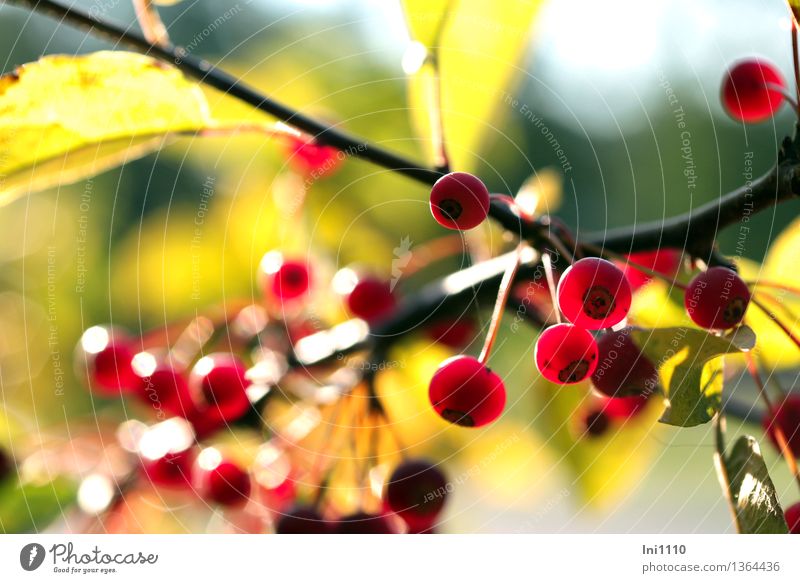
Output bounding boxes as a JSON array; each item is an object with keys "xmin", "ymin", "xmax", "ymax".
[{"xmin": 276, "ymin": 459, "xmax": 448, "ymax": 534}]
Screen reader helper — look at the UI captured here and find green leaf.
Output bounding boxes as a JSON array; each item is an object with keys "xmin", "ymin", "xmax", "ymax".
[
  {"xmin": 0, "ymin": 51, "xmax": 282, "ymax": 202},
  {"xmin": 403, "ymin": 0, "xmax": 545, "ymax": 170},
  {"xmin": 0, "ymin": 476, "xmax": 77, "ymax": 533},
  {"xmin": 715, "ymin": 435, "xmax": 789, "ymax": 534},
  {"xmin": 630, "ymin": 326, "xmax": 754, "ymax": 427}
]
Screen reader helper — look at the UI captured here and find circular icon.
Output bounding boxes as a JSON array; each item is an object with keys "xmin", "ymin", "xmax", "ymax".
[{"xmin": 19, "ymin": 543, "xmax": 46, "ymax": 571}]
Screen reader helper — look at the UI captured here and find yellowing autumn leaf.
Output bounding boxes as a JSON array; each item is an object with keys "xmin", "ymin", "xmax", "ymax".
[{"xmin": 0, "ymin": 51, "xmax": 284, "ymax": 203}]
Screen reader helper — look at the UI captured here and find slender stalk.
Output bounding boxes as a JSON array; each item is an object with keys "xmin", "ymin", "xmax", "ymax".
[
  {"xmin": 478, "ymin": 245, "xmax": 524, "ymax": 364},
  {"xmin": 541, "ymin": 252, "xmax": 561, "ymax": 324},
  {"xmin": 131, "ymin": 0, "xmax": 169, "ymax": 48},
  {"xmin": 751, "ymin": 296, "xmax": 800, "ymax": 351}
]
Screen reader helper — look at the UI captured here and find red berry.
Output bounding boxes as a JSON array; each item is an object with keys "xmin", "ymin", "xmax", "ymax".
[
  {"xmin": 583, "ymin": 409, "xmax": 610, "ymax": 437},
  {"xmin": 722, "ymin": 59, "xmax": 786, "ymax": 123},
  {"xmin": 429, "ymin": 172, "xmax": 490, "ymax": 230},
  {"xmin": 762, "ymin": 395, "xmax": 800, "ymax": 457},
  {"xmin": 684, "ymin": 267, "xmax": 750, "ymax": 330},
  {"xmin": 534, "ymin": 324, "xmax": 598, "ymax": 384},
  {"xmin": 189, "ymin": 354, "xmax": 251, "ymax": 423},
  {"xmin": 428, "ymin": 355, "xmax": 506, "ymax": 427},
  {"xmin": 385, "ymin": 459, "xmax": 448, "ymax": 530},
  {"xmin": 619, "ymin": 249, "xmax": 682, "ymax": 291},
  {"xmin": 77, "ymin": 326, "xmax": 138, "ymax": 395},
  {"xmin": 284, "ymin": 134, "xmax": 341, "ymax": 176},
  {"xmin": 334, "ymin": 512, "xmax": 395, "ymax": 534},
  {"xmin": 557, "ymin": 258, "xmax": 631, "ymax": 329},
  {"xmin": 142, "ymin": 447, "xmax": 195, "ymax": 489},
  {"xmin": 276, "ymin": 506, "xmax": 332, "ymax": 534},
  {"xmin": 260, "ymin": 252, "xmax": 312, "ymax": 302},
  {"xmin": 426, "ymin": 318, "xmax": 476, "ymax": 349},
  {"xmin": 600, "ymin": 395, "xmax": 649, "ymax": 420},
  {"xmin": 132, "ymin": 353, "xmax": 194, "ymax": 418},
  {"xmin": 591, "ymin": 329, "xmax": 659, "ymax": 398},
  {"xmin": 785, "ymin": 501, "xmax": 800, "ymax": 534},
  {"xmin": 346, "ymin": 277, "xmax": 396, "ymax": 323},
  {"xmin": 198, "ymin": 459, "xmax": 251, "ymax": 507}
]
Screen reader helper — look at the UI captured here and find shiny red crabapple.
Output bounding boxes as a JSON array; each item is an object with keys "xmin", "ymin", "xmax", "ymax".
[
  {"xmin": 141, "ymin": 447, "xmax": 195, "ymax": 489},
  {"xmin": 619, "ymin": 249, "xmax": 682, "ymax": 291},
  {"xmin": 591, "ymin": 329, "xmax": 659, "ymax": 398},
  {"xmin": 534, "ymin": 324, "xmax": 598, "ymax": 385},
  {"xmin": 385, "ymin": 459, "xmax": 448, "ymax": 530},
  {"xmin": 428, "ymin": 355, "xmax": 506, "ymax": 427},
  {"xmin": 132, "ymin": 353, "xmax": 194, "ymax": 418},
  {"xmin": 429, "ymin": 172, "xmax": 490, "ymax": 230},
  {"xmin": 785, "ymin": 502, "xmax": 800, "ymax": 534},
  {"xmin": 762, "ymin": 395, "xmax": 800, "ymax": 457},
  {"xmin": 198, "ymin": 459, "xmax": 251, "ymax": 507},
  {"xmin": 283, "ymin": 134, "xmax": 341, "ymax": 176},
  {"xmin": 346, "ymin": 276, "xmax": 396, "ymax": 323},
  {"xmin": 557, "ymin": 258, "xmax": 632, "ymax": 329},
  {"xmin": 276, "ymin": 506, "xmax": 332, "ymax": 534},
  {"xmin": 722, "ymin": 59, "xmax": 786, "ymax": 123},
  {"xmin": 259, "ymin": 251, "xmax": 312, "ymax": 303},
  {"xmin": 334, "ymin": 512, "xmax": 395, "ymax": 534},
  {"xmin": 684, "ymin": 267, "xmax": 750, "ymax": 329},
  {"xmin": 600, "ymin": 395, "xmax": 650, "ymax": 420},
  {"xmin": 189, "ymin": 354, "xmax": 251, "ymax": 423},
  {"xmin": 77, "ymin": 326, "xmax": 138, "ymax": 395}
]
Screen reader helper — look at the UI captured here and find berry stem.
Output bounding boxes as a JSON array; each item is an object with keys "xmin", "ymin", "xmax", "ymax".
[
  {"xmin": 541, "ymin": 252, "xmax": 562, "ymax": 324},
  {"xmin": 478, "ymin": 245, "xmax": 525, "ymax": 365},
  {"xmin": 750, "ymin": 296, "xmax": 800, "ymax": 351},
  {"xmin": 744, "ymin": 354, "xmax": 800, "ymax": 492}
]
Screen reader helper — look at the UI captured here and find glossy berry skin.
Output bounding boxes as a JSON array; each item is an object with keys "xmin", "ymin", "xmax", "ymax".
[
  {"xmin": 591, "ymin": 329, "xmax": 659, "ymax": 398},
  {"xmin": 684, "ymin": 267, "xmax": 750, "ymax": 330},
  {"xmin": 619, "ymin": 249, "xmax": 682, "ymax": 291},
  {"xmin": 557, "ymin": 258, "xmax": 631, "ymax": 330},
  {"xmin": 722, "ymin": 59, "xmax": 786, "ymax": 123},
  {"xmin": 260, "ymin": 253, "xmax": 312, "ymax": 302},
  {"xmin": 199, "ymin": 460, "xmax": 251, "ymax": 507},
  {"xmin": 428, "ymin": 355, "xmax": 506, "ymax": 427},
  {"xmin": 334, "ymin": 512, "xmax": 395, "ymax": 534},
  {"xmin": 429, "ymin": 172, "xmax": 490, "ymax": 231},
  {"xmin": 284, "ymin": 134, "xmax": 341, "ymax": 176},
  {"xmin": 142, "ymin": 448, "xmax": 195, "ymax": 489},
  {"xmin": 346, "ymin": 277, "xmax": 396, "ymax": 323},
  {"xmin": 134, "ymin": 358, "xmax": 194, "ymax": 418},
  {"xmin": 785, "ymin": 502, "xmax": 800, "ymax": 534},
  {"xmin": 534, "ymin": 324, "xmax": 598, "ymax": 385},
  {"xmin": 77, "ymin": 326, "xmax": 138, "ymax": 395},
  {"xmin": 762, "ymin": 395, "xmax": 800, "ymax": 457},
  {"xmin": 189, "ymin": 354, "xmax": 251, "ymax": 423},
  {"xmin": 276, "ymin": 506, "xmax": 332, "ymax": 534},
  {"xmin": 600, "ymin": 395, "xmax": 649, "ymax": 420},
  {"xmin": 583, "ymin": 409, "xmax": 610, "ymax": 438},
  {"xmin": 385, "ymin": 459, "xmax": 448, "ymax": 530}
]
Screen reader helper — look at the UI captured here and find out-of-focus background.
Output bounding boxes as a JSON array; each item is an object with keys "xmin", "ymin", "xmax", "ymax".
[{"xmin": 0, "ymin": 0, "xmax": 798, "ymax": 533}]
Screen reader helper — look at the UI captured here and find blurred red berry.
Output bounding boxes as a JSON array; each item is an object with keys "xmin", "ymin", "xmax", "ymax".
[
  {"xmin": 346, "ymin": 277, "xmax": 396, "ymax": 323},
  {"xmin": 260, "ymin": 252, "xmax": 312, "ymax": 303},
  {"xmin": 189, "ymin": 354, "xmax": 251, "ymax": 423},
  {"xmin": 385, "ymin": 459, "xmax": 448, "ymax": 531},
  {"xmin": 334, "ymin": 512, "xmax": 395, "ymax": 534},
  {"xmin": 684, "ymin": 267, "xmax": 750, "ymax": 330},
  {"xmin": 762, "ymin": 395, "xmax": 800, "ymax": 457},
  {"xmin": 198, "ymin": 459, "xmax": 251, "ymax": 507},
  {"xmin": 426, "ymin": 318, "xmax": 476, "ymax": 349},
  {"xmin": 276, "ymin": 506, "xmax": 332, "ymax": 534},
  {"xmin": 619, "ymin": 249, "xmax": 682, "ymax": 291},
  {"xmin": 142, "ymin": 447, "xmax": 195, "ymax": 489},
  {"xmin": 133, "ymin": 354, "xmax": 194, "ymax": 418},
  {"xmin": 77, "ymin": 326, "xmax": 138, "ymax": 395},
  {"xmin": 284, "ymin": 134, "xmax": 341, "ymax": 176},
  {"xmin": 583, "ymin": 409, "xmax": 610, "ymax": 438},
  {"xmin": 600, "ymin": 395, "xmax": 650, "ymax": 420},
  {"xmin": 591, "ymin": 329, "xmax": 659, "ymax": 398},
  {"xmin": 785, "ymin": 501, "xmax": 800, "ymax": 534}
]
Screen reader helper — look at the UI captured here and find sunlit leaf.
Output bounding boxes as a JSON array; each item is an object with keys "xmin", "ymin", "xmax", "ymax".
[
  {"xmin": 787, "ymin": 1, "xmax": 800, "ymax": 26},
  {"xmin": 0, "ymin": 476, "xmax": 76, "ymax": 533},
  {"xmin": 715, "ymin": 434, "xmax": 788, "ymax": 534},
  {"xmin": 403, "ymin": 0, "xmax": 545, "ymax": 170},
  {"xmin": 631, "ymin": 326, "xmax": 754, "ymax": 427}
]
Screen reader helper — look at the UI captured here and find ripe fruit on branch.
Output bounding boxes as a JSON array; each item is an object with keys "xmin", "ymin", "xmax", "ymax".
[
  {"xmin": 276, "ymin": 506, "xmax": 333, "ymax": 534},
  {"xmin": 77, "ymin": 326, "xmax": 138, "ymax": 394},
  {"xmin": 591, "ymin": 329, "xmax": 659, "ymax": 398},
  {"xmin": 334, "ymin": 268, "xmax": 397, "ymax": 324},
  {"xmin": 785, "ymin": 502, "xmax": 800, "ymax": 534},
  {"xmin": 259, "ymin": 251, "xmax": 312, "ymax": 304},
  {"xmin": 189, "ymin": 354, "xmax": 251, "ymax": 423},
  {"xmin": 534, "ymin": 324, "xmax": 598, "ymax": 384},
  {"xmin": 762, "ymin": 395, "xmax": 800, "ymax": 457},
  {"xmin": 283, "ymin": 134, "xmax": 341, "ymax": 176},
  {"xmin": 428, "ymin": 355, "xmax": 506, "ymax": 427},
  {"xmin": 557, "ymin": 258, "xmax": 631, "ymax": 329},
  {"xmin": 132, "ymin": 352, "xmax": 194, "ymax": 418},
  {"xmin": 196, "ymin": 454, "xmax": 251, "ymax": 507},
  {"xmin": 618, "ymin": 249, "xmax": 682, "ymax": 291},
  {"xmin": 721, "ymin": 59, "xmax": 786, "ymax": 123},
  {"xmin": 335, "ymin": 512, "xmax": 395, "ymax": 534},
  {"xmin": 684, "ymin": 267, "xmax": 750, "ymax": 330},
  {"xmin": 385, "ymin": 459, "xmax": 448, "ymax": 530},
  {"xmin": 429, "ymin": 172, "xmax": 490, "ymax": 231}
]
